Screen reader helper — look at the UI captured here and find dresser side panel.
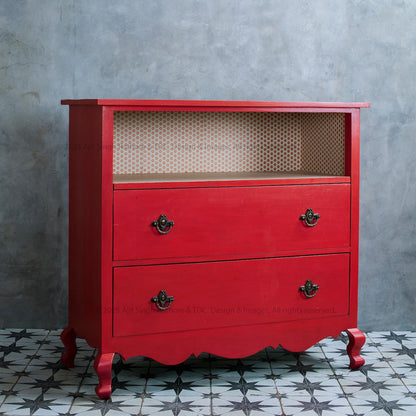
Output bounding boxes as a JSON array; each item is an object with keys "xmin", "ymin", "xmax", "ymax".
[
  {"xmin": 349, "ymin": 109, "xmax": 361, "ymax": 320},
  {"xmin": 100, "ymin": 107, "xmax": 116, "ymax": 349},
  {"xmin": 68, "ymin": 105, "xmax": 103, "ymax": 347}
]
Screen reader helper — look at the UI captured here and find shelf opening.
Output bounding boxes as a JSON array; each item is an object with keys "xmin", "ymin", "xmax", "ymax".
[{"xmin": 113, "ymin": 111, "xmax": 346, "ymax": 181}]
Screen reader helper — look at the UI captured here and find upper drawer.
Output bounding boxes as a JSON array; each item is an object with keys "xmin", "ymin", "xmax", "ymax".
[{"xmin": 113, "ymin": 184, "xmax": 350, "ymax": 261}]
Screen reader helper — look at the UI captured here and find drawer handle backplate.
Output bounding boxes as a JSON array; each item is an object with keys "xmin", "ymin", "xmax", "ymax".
[
  {"xmin": 152, "ymin": 215, "xmax": 174, "ymax": 234},
  {"xmin": 299, "ymin": 280, "xmax": 320, "ymax": 298},
  {"xmin": 151, "ymin": 290, "xmax": 173, "ymax": 311},
  {"xmin": 300, "ymin": 208, "xmax": 320, "ymax": 227},
  {"xmin": 151, "ymin": 290, "xmax": 174, "ymax": 310}
]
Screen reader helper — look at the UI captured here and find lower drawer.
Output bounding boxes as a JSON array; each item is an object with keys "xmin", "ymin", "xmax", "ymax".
[{"xmin": 113, "ymin": 254, "xmax": 349, "ymax": 337}]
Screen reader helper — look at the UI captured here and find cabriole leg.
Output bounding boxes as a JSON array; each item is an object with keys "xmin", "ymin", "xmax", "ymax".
[
  {"xmin": 346, "ymin": 328, "xmax": 366, "ymax": 369},
  {"xmin": 60, "ymin": 327, "xmax": 77, "ymax": 368},
  {"xmin": 94, "ymin": 352, "xmax": 114, "ymax": 399}
]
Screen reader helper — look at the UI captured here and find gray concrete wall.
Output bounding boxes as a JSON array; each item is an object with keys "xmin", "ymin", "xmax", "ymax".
[{"xmin": 0, "ymin": 0, "xmax": 415, "ymax": 329}]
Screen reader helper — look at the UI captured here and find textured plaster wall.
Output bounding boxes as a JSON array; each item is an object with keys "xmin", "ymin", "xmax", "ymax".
[{"xmin": 0, "ymin": 0, "xmax": 415, "ymax": 329}]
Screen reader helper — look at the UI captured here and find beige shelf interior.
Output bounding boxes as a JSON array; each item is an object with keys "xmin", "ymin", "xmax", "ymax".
[{"xmin": 113, "ymin": 171, "xmax": 347, "ymax": 184}]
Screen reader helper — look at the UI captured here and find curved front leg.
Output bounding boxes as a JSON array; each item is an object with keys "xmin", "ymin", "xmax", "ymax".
[
  {"xmin": 94, "ymin": 352, "xmax": 114, "ymax": 399},
  {"xmin": 60, "ymin": 327, "xmax": 77, "ymax": 368},
  {"xmin": 346, "ymin": 328, "xmax": 365, "ymax": 369}
]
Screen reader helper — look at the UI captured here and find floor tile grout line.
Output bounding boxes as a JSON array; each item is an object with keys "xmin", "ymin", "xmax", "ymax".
[
  {"xmin": 137, "ymin": 359, "xmax": 152, "ymax": 416},
  {"xmin": 0, "ymin": 328, "xmax": 51, "ymax": 410},
  {"xmin": 366, "ymin": 331, "xmax": 416, "ymax": 402},
  {"xmin": 265, "ymin": 349, "xmax": 286, "ymax": 416},
  {"xmin": 318, "ymin": 339, "xmax": 359, "ymax": 416}
]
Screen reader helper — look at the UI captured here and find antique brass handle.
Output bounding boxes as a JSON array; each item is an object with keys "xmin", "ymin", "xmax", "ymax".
[
  {"xmin": 299, "ymin": 280, "xmax": 319, "ymax": 298},
  {"xmin": 300, "ymin": 208, "xmax": 320, "ymax": 227},
  {"xmin": 152, "ymin": 215, "xmax": 174, "ymax": 234},
  {"xmin": 151, "ymin": 290, "xmax": 174, "ymax": 310}
]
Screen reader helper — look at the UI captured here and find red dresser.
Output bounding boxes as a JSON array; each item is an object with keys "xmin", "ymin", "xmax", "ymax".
[{"xmin": 61, "ymin": 100, "xmax": 369, "ymax": 399}]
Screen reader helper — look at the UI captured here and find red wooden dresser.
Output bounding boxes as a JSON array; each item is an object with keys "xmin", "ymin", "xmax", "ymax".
[{"xmin": 61, "ymin": 100, "xmax": 369, "ymax": 399}]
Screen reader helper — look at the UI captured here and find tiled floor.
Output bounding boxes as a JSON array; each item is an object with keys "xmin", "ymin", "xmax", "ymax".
[{"xmin": 0, "ymin": 330, "xmax": 415, "ymax": 415}]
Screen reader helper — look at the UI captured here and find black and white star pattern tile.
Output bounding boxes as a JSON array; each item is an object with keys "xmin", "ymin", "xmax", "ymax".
[{"xmin": 0, "ymin": 329, "xmax": 415, "ymax": 415}]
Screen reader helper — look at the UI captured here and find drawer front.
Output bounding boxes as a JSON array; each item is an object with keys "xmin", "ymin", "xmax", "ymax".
[
  {"xmin": 113, "ymin": 254, "xmax": 350, "ymax": 337},
  {"xmin": 113, "ymin": 184, "xmax": 350, "ymax": 261}
]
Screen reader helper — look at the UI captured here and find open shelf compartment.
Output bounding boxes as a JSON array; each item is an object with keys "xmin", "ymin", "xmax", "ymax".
[{"xmin": 112, "ymin": 111, "xmax": 347, "ymax": 183}]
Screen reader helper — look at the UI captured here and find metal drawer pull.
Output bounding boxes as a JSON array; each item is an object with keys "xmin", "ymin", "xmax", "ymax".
[
  {"xmin": 152, "ymin": 215, "xmax": 174, "ymax": 234},
  {"xmin": 151, "ymin": 290, "xmax": 174, "ymax": 310},
  {"xmin": 300, "ymin": 208, "xmax": 320, "ymax": 227},
  {"xmin": 299, "ymin": 280, "xmax": 319, "ymax": 298}
]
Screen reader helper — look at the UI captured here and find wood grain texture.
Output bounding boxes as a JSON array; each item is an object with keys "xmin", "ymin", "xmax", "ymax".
[
  {"xmin": 113, "ymin": 184, "xmax": 350, "ymax": 261},
  {"xmin": 113, "ymin": 254, "xmax": 350, "ymax": 338},
  {"xmin": 62, "ymin": 99, "xmax": 370, "ymax": 109},
  {"xmin": 62, "ymin": 100, "xmax": 366, "ymax": 398},
  {"xmin": 67, "ymin": 105, "xmax": 103, "ymax": 348}
]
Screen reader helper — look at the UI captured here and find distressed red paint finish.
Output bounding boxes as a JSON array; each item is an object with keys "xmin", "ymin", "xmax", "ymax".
[{"xmin": 61, "ymin": 100, "xmax": 369, "ymax": 398}]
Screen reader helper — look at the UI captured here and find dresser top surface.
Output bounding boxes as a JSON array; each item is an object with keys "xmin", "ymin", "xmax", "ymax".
[{"xmin": 61, "ymin": 99, "xmax": 370, "ymax": 109}]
